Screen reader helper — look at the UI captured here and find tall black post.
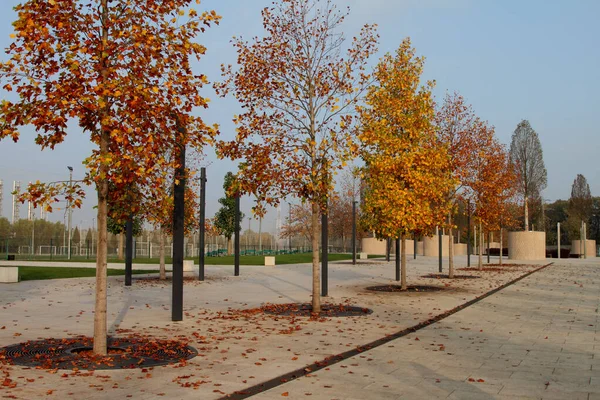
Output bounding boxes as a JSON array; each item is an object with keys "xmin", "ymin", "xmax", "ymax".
[
  {"xmin": 234, "ymin": 194, "xmax": 240, "ymax": 276},
  {"xmin": 352, "ymin": 201, "xmax": 357, "ymax": 265},
  {"xmin": 125, "ymin": 217, "xmax": 133, "ymax": 286},
  {"xmin": 198, "ymin": 167, "xmax": 206, "ymax": 281},
  {"xmin": 321, "ymin": 209, "xmax": 328, "ymax": 297},
  {"xmin": 487, "ymin": 231, "xmax": 491, "ymax": 264},
  {"xmin": 413, "ymin": 234, "xmax": 417, "ymax": 259},
  {"xmin": 172, "ymin": 141, "xmax": 186, "ymax": 322},
  {"xmin": 386, "ymin": 238, "xmax": 391, "ymax": 262},
  {"xmin": 438, "ymin": 230, "xmax": 443, "ymax": 273},
  {"xmin": 395, "ymin": 238, "xmax": 400, "ymax": 281},
  {"xmin": 467, "ymin": 203, "xmax": 471, "ymax": 268}
]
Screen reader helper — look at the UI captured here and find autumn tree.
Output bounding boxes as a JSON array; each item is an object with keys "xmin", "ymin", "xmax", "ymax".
[
  {"xmin": 280, "ymin": 202, "xmax": 318, "ymax": 245},
  {"xmin": 472, "ymin": 140, "xmax": 518, "ymax": 266},
  {"xmin": 509, "ymin": 120, "xmax": 547, "ymax": 231},
  {"xmin": 360, "ymin": 39, "xmax": 453, "ymax": 290},
  {"xmin": 216, "ymin": 0, "xmax": 377, "ymax": 312},
  {"xmin": 214, "ymin": 172, "xmax": 244, "ymax": 255},
  {"xmin": 0, "ymin": 0, "xmax": 220, "ymax": 354},
  {"xmin": 436, "ymin": 93, "xmax": 491, "ymax": 277},
  {"xmin": 467, "ymin": 125, "xmax": 514, "ymax": 269}
]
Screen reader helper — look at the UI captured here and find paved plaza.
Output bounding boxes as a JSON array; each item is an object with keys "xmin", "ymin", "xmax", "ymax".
[{"xmin": 0, "ymin": 256, "xmax": 598, "ymax": 399}]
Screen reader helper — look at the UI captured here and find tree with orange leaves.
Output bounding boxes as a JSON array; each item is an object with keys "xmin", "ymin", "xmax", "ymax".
[
  {"xmin": 437, "ymin": 93, "xmax": 494, "ymax": 278},
  {"xmin": 1, "ymin": 0, "xmax": 220, "ymax": 354},
  {"xmin": 360, "ymin": 39, "xmax": 454, "ymax": 290},
  {"xmin": 474, "ymin": 143, "xmax": 518, "ymax": 266},
  {"xmin": 467, "ymin": 125, "xmax": 515, "ymax": 269},
  {"xmin": 216, "ymin": 0, "xmax": 378, "ymax": 313}
]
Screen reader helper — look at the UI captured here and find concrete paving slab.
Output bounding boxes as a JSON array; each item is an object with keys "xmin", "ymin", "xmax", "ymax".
[{"xmin": 1, "ymin": 257, "xmax": 598, "ymax": 399}]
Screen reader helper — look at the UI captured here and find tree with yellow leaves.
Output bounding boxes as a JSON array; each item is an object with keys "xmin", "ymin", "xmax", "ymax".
[{"xmin": 360, "ymin": 38, "xmax": 453, "ymax": 290}]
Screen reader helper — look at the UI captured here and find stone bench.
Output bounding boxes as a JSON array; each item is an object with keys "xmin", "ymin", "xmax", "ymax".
[{"xmin": 0, "ymin": 267, "xmax": 19, "ymax": 283}]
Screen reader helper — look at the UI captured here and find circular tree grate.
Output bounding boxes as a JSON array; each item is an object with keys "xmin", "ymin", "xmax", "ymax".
[
  {"xmin": 421, "ymin": 274, "xmax": 481, "ymax": 280},
  {"xmin": 0, "ymin": 337, "xmax": 197, "ymax": 370},
  {"xmin": 261, "ymin": 303, "xmax": 372, "ymax": 317},
  {"xmin": 366, "ymin": 285, "xmax": 447, "ymax": 293}
]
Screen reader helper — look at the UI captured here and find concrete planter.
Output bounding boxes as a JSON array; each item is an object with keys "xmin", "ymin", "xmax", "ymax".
[
  {"xmin": 570, "ymin": 240, "xmax": 597, "ymax": 258},
  {"xmin": 361, "ymin": 238, "xmax": 387, "ymax": 255},
  {"xmin": 508, "ymin": 231, "xmax": 546, "ymax": 260},
  {"xmin": 423, "ymin": 235, "xmax": 450, "ymax": 257},
  {"xmin": 0, "ymin": 267, "xmax": 19, "ymax": 283},
  {"xmin": 453, "ymin": 243, "xmax": 467, "ymax": 256},
  {"xmin": 359, "ymin": 252, "xmax": 368, "ymax": 260}
]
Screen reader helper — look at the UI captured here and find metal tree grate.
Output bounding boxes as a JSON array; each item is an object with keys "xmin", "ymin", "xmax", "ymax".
[{"xmin": 0, "ymin": 337, "xmax": 197, "ymax": 370}]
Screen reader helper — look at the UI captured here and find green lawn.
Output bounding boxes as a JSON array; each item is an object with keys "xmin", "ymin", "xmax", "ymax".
[
  {"xmin": 203, "ymin": 253, "xmax": 383, "ymax": 265},
  {"xmin": 16, "ymin": 266, "xmax": 157, "ymax": 281}
]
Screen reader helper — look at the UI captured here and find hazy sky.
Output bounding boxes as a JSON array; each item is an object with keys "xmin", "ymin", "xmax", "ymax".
[{"xmin": 0, "ymin": 0, "xmax": 598, "ymax": 231}]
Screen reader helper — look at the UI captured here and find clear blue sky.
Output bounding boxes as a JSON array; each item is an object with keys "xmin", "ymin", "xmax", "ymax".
[{"xmin": 0, "ymin": 0, "xmax": 598, "ymax": 230}]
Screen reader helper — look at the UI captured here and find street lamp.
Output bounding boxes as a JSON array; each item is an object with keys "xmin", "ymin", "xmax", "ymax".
[{"xmin": 67, "ymin": 166, "xmax": 73, "ymax": 260}]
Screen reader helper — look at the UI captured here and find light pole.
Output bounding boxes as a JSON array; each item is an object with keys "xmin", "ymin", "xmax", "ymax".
[{"xmin": 67, "ymin": 166, "xmax": 73, "ymax": 260}]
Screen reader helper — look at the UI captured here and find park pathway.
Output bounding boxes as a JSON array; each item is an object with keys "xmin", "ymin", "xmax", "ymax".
[{"xmin": 254, "ymin": 262, "xmax": 600, "ymax": 399}]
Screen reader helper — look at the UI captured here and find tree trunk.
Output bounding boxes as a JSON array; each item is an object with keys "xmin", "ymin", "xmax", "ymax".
[
  {"xmin": 401, "ymin": 234, "xmax": 407, "ymax": 291},
  {"xmin": 499, "ymin": 227, "xmax": 503, "ymax": 266},
  {"xmin": 448, "ymin": 211, "xmax": 454, "ymax": 279},
  {"xmin": 311, "ymin": 202, "xmax": 321, "ymax": 313},
  {"xmin": 118, "ymin": 232, "xmax": 124, "ymax": 260},
  {"xmin": 227, "ymin": 237, "xmax": 232, "ymax": 255},
  {"xmin": 159, "ymin": 229, "xmax": 166, "ymax": 280},
  {"xmin": 524, "ymin": 197, "xmax": 529, "ymax": 231},
  {"xmin": 478, "ymin": 220, "xmax": 483, "ymax": 270},
  {"xmin": 93, "ymin": 0, "xmax": 109, "ymax": 356}
]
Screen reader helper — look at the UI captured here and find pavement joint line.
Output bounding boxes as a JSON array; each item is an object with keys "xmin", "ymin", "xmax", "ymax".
[{"xmin": 221, "ymin": 262, "xmax": 555, "ymax": 399}]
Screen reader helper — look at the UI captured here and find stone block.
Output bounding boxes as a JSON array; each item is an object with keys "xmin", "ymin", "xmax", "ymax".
[
  {"xmin": 0, "ymin": 267, "xmax": 19, "ymax": 283},
  {"xmin": 183, "ymin": 259, "xmax": 194, "ymax": 272},
  {"xmin": 265, "ymin": 256, "xmax": 275, "ymax": 266}
]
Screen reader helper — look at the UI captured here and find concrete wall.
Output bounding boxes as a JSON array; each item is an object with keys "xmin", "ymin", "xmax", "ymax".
[
  {"xmin": 361, "ymin": 238, "xmax": 416, "ymax": 255},
  {"xmin": 454, "ymin": 243, "xmax": 467, "ymax": 256},
  {"xmin": 423, "ymin": 235, "xmax": 450, "ymax": 257},
  {"xmin": 361, "ymin": 238, "xmax": 387, "ymax": 255},
  {"xmin": 571, "ymin": 240, "xmax": 597, "ymax": 258},
  {"xmin": 508, "ymin": 231, "xmax": 546, "ymax": 260}
]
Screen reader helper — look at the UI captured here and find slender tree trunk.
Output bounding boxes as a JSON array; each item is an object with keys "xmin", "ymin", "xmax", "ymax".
[
  {"xmin": 118, "ymin": 232, "xmax": 124, "ymax": 260},
  {"xmin": 311, "ymin": 202, "xmax": 321, "ymax": 313},
  {"xmin": 159, "ymin": 229, "xmax": 166, "ymax": 280},
  {"xmin": 478, "ymin": 220, "xmax": 483, "ymax": 270},
  {"xmin": 401, "ymin": 234, "xmax": 407, "ymax": 291},
  {"xmin": 524, "ymin": 197, "xmax": 529, "ymax": 231},
  {"xmin": 499, "ymin": 227, "xmax": 503, "ymax": 266},
  {"xmin": 227, "ymin": 237, "xmax": 232, "ymax": 255},
  {"xmin": 448, "ymin": 211, "xmax": 454, "ymax": 279},
  {"xmin": 93, "ymin": 0, "xmax": 109, "ymax": 356}
]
